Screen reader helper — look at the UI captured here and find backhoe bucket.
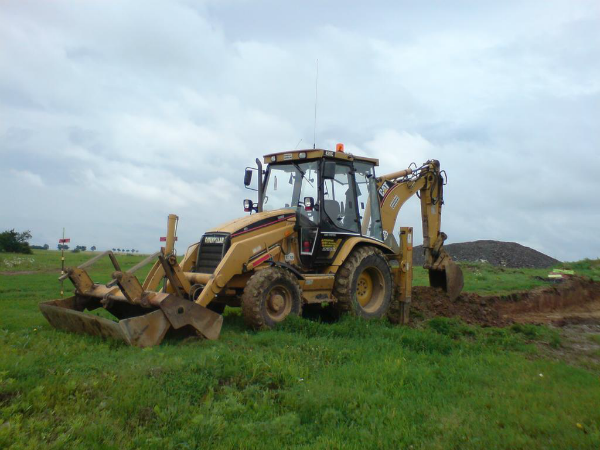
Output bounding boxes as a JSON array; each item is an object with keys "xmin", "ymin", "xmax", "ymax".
[
  {"xmin": 429, "ymin": 259, "xmax": 464, "ymax": 301},
  {"xmin": 40, "ymin": 294, "xmax": 223, "ymax": 347}
]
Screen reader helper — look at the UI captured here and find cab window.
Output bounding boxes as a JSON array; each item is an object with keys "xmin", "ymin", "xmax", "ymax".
[
  {"xmin": 354, "ymin": 161, "xmax": 384, "ymax": 241},
  {"xmin": 322, "ymin": 163, "xmax": 359, "ymax": 233}
]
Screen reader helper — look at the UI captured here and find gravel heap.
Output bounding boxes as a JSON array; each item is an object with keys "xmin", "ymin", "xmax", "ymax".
[{"xmin": 412, "ymin": 240, "xmax": 559, "ymax": 269}]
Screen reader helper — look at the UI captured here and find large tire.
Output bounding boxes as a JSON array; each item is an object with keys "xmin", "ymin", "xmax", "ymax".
[
  {"xmin": 241, "ymin": 267, "xmax": 302, "ymax": 329},
  {"xmin": 333, "ymin": 246, "xmax": 392, "ymax": 319}
]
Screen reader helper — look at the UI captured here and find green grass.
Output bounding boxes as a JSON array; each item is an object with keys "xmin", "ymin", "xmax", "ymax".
[
  {"xmin": 1, "ymin": 251, "xmax": 599, "ymax": 449},
  {"xmin": 412, "ymin": 259, "xmax": 600, "ymax": 296},
  {"xmin": 0, "ymin": 250, "xmax": 150, "ymax": 279}
]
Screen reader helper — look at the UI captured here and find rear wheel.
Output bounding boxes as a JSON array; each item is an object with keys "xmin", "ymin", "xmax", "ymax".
[
  {"xmin": 333, "ymin": 246, "xmax": 392, "ymax": 318},
  {"xmin": 242, "ymin": 267, "xmax": 302, "ymax": 329}
]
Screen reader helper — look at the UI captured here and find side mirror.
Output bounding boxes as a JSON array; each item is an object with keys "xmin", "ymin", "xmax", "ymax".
[
  {"xmin": 323, "ymin": 161, "xmax": 336, "ymax": 180},
  {"xmin": 303, "ymin": 197, "xmax": 314, "ymax": 212},
  {"xmin": 243, "ymin": 199, "xmax": 254, "ymax": 212},
  {"xmin": 244, "ymin": 169, "xmax": 253, "ymax": 186}
]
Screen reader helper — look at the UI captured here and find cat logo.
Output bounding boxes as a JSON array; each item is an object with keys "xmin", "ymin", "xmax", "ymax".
[
  {"xmin": 378, "ymin": 182, "xmax": 390, "ymax": 198},
  {"xmin": 204, "ymin": 236, "xmax": 225, "ymax": 244}
]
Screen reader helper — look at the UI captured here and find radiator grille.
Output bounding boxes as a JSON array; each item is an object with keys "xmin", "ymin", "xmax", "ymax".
[{"xmin": 195, "ymin": 234, "xmax": 229, "ymax": 274}]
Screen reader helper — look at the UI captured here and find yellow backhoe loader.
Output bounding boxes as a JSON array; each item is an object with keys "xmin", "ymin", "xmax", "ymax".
[{"xmin": 40, "ymin": 145, "xmax": 463, "ymax": 346}]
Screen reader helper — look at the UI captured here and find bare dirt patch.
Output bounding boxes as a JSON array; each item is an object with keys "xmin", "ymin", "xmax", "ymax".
[
  {"xmin": 536, "ymin": 324, "xmax": 600, "ymax": 371},
  {"xmin": 407, "ymin": 277, "xmax": 600, "ymax": 369},
  {"xmin": 410, "ymin": 277, "xmax": 600, "ymax": 327}
]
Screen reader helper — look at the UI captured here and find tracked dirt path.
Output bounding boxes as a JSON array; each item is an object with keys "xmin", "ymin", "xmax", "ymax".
[{"xmin": 0, "ymin": 269, "xmax": 60, "ymax": 276}]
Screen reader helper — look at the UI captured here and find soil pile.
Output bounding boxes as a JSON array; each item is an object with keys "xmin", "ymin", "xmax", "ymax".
[
  {"xmin": 412, "ymin": 240, "xmax": 559, "ymax": 268},
  {"xmin": 409, "ymin": 286, "xmax": 510, "ymax": 327},
  {"xmin": 407, "ymin": 277, "xmax": 600, "ymax": 327}
]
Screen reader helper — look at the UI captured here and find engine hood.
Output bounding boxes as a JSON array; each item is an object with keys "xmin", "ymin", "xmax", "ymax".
[{"xmin": 208, "ymin": 209, "xmax": 296, "ymax": 236}]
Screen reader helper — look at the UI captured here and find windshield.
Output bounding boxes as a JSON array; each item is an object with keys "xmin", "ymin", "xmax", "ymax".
[{"xmin": 263, "ymin": 161, "xmax": 319, "ymax": 222}]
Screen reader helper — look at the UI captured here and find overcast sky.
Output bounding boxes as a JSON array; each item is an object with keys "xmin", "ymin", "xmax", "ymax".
[{"xmin": 1, "ymin": 0, "xmax": 599, "ymax": 261}]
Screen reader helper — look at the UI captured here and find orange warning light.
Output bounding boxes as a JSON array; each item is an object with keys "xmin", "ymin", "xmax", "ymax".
[{"xmin": 336, "ymin": 143, "xmax": 344, "ymax": 152}]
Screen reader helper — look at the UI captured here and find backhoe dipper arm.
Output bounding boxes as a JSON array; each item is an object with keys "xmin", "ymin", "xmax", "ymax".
[{"xmin": 376, "ymin": 160, "xmax": 463, "ymax": 300}]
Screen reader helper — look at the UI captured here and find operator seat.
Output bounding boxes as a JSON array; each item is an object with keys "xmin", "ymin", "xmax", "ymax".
[
  {"xmin": 324, "ymin": 200, "xmax": 341, "ymax": 225},
  {"xmin": 342, "ymin": 189, "xmax": 359, "ymax": 232}
]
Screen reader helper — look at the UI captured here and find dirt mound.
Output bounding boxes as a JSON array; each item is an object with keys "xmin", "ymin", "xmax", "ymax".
[
  {"xmin": 412, "ymin": 240, "xmax": 559, "ymax": 268},
  {"xmin": 496, "ymin": 278, "xmax": 600, "ymax": 325},
  {"xmin": 408, "ymin": 277, "xmax": 600, "ymax": 327},
  {"xmin": 410, "ymin": 286, "xmax": 510, "ymax": 327}
]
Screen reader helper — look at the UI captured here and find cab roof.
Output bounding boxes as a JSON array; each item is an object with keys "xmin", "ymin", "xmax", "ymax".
[{"xmin": 263, "ymin": 149, "xmax": 379, "ymax": 166}]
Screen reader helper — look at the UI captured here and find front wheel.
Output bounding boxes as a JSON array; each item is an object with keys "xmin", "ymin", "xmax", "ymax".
[
  {"xmin": 241, "ymin": 267, "xmax": 302, "ymax": 329},
  {"xmin": 333, "ymin": 246, "xmax": 392, "ymax": 319}
]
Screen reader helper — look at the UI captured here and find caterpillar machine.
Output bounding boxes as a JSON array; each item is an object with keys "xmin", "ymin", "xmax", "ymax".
[{"xmin": 40, "ymin": 144, "xmax": 463, "ymax": 347}]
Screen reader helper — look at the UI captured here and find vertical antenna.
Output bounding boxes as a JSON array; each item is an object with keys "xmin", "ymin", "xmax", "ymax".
[{"xmin": 313, "ymin": 59, "xmax": 319, "ymax": 149}]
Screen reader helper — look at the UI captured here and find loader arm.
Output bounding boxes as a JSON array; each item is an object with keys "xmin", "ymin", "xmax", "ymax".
[{"xmin": 377, "ymin": 160, "xmax": 464, "ymax": 300}]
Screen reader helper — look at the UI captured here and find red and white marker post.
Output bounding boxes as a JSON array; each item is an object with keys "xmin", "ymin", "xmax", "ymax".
[{"xmin": 59, "ymin": 230, "xmax": 70, "ymax": 296}]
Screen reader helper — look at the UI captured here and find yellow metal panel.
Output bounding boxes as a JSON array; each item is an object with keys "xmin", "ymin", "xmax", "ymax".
[
  {"xmin": 299, "ymin": 274, "xmax": 335, "ymax": 291},
  {"xmin": 195, "ymin": 222, "xmax": 296, "ymax": 307},
  {"xmin": 328, "ymin": 237, "xmax": 393, "ymax": 269},
  {"xmin": 208, "ymin": 209, "xmax": 295, "ymax": 234},
  {"xmin": 180, "ymin": 243, "xmax": 199, "ymax": 272},
  {"xmin": 378, "ymin": 177, "xmax": 426, "ymax": 240}
]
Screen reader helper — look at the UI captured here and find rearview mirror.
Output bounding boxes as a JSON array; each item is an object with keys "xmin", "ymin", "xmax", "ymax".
[
  {"xmin": 244, "ymin": 169, "xmax": 253, "ymax": 186},
  {"xmin": 323, "ymin": 161, "xmax": 336, "ymax": 180}
]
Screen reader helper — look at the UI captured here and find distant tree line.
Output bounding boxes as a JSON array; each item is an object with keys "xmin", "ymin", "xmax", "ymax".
[
  {"xmin": 0, "ymin": 229, "xmax": 32, "ymax": 254},
  {"xmin": 1, "ymin": 228, "xmax": 139, "ymax": 255},
  {"xmin": 57, "ymin": 245, "xmax": 98, "ymax": 252}
]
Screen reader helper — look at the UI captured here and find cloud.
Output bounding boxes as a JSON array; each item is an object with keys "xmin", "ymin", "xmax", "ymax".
[
  {"xmin": 8, "ymin": 169, "xmax": 45, "ymax": 187},
  {"xmin": 0, "ymin": 0, "xmax": 598, "ymax": 261}
]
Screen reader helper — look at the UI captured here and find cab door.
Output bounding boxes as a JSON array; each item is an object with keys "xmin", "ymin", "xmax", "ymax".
[
  {"xmin": 353, "ymin": 161, "xmax": 384, "ymax": 242},
  {"xmin": 311, "ymin": 160, "xmax": 361, "ymax": 265}
]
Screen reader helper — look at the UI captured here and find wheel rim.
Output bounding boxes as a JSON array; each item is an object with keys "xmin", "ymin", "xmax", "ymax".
[
  {"xmin": 356, "ymin": 267, "xmax": 385, "ymax": 312},
  {"xmin": 265, "ymin": 285, "xmax": 293, "ymax": 322}
]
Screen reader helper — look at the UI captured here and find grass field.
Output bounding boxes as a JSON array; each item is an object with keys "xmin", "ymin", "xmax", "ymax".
[{"xmin": 1, "ymin": 251, "xmax": 600, "ymax": 449}]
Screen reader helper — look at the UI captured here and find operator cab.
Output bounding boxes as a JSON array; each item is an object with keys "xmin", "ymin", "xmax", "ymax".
[{"xmin": 244, "ymin": 146, "xmax": 385, "ymax": 268}]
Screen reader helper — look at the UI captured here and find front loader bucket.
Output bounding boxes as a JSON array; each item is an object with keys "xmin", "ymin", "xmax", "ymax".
[
  {"xmin": 41, "ymin": 247, "xmax": 224, "ymax": 346},
  {"xmin": 40, "ymin": 295, "xmax": 223, "ymax": 347},
  {"xmin": 429, "ymin": 259, "xmax": 464, "ymax": 301}
]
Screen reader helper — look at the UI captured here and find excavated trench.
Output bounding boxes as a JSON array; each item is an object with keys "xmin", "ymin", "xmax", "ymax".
[{"xmin": 409, "ymin": 277, "xmax": 600, "ymax": 328}]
